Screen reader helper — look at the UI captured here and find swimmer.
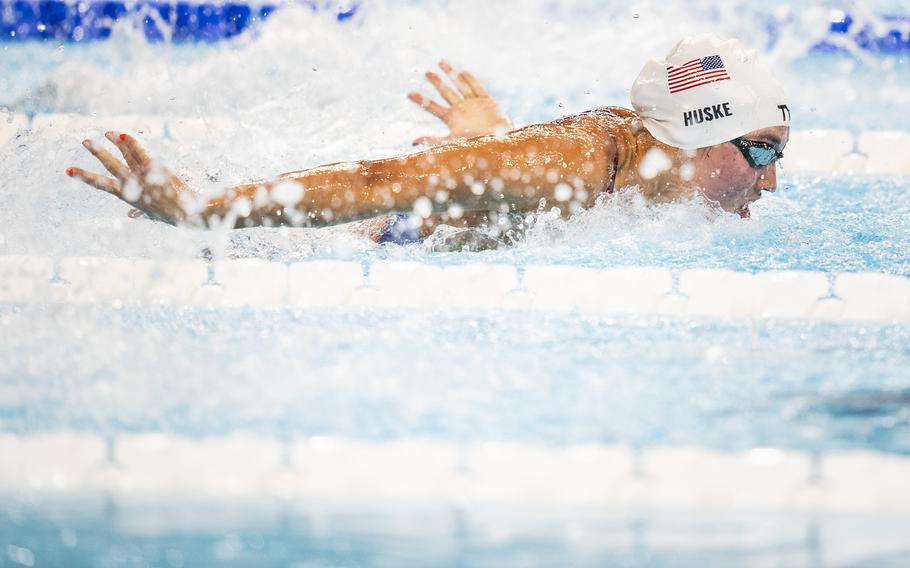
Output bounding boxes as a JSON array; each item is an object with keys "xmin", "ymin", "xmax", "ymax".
[{"xmin": 67, "ymin": 34, "xmax": 790, "ymax": 240}]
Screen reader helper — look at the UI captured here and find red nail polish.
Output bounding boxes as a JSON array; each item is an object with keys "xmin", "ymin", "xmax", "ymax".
[
  {"xmin": 66, "ymin": 168, "xmax": 74, "ymax": 177},
  {"xmin": 119, "ymin": 133, "xmax": 127, "ymax": 141}
]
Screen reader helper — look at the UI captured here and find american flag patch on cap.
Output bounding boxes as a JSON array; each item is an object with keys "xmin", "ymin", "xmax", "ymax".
[{"xmin": 667, "ymin": 55, "xmax": 731, "ymax": 94}]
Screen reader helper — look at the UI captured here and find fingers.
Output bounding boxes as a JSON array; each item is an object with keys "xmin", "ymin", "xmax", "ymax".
[
  {"xmin": 407, "ymin": 92, "xmax": 447, "ymax": 119},
  {"xmin": 105, "ymin": 131, "xmax": 151, "ymax": 175},
  {"xmin": 119, "ymin": 133, "xmax": 152, "ymax": 168},
  {"xmin": 82, "ymin": 139, "xmax": 130, "ymax": 181},
  {"xmin": 425, "ymin": 71, "xmax": 460, "ymax": 105},
  {"xmin": 104, "ymin": 131, "xmax": 140, "ymax": 172},
  {"xmin": 438, "ymin": 60, "xmax": 473, "ymax": 98},
  {"xmin": 66, "ymin": 167, "xmax": 121, "ymax": 195},
  {"xmin": 459, "ymin": 70, "xmax": 490, "ymax": 98}
]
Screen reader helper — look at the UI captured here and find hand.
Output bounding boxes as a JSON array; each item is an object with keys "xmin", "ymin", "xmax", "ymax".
[
  {"xmin": 407, "ymin": 60, "xmax": 512, "ymax": 146},
  {"xmin": 67, "ymin": 132, "xmax": 195, "ymax": 225}
]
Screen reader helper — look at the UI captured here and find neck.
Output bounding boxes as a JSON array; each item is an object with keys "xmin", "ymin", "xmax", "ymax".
[{"xmin": 630, "ymin": 134, "xmax": 700, "ymax": 203}]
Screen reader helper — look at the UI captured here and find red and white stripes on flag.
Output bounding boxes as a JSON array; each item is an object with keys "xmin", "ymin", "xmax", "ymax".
[{"xmin": 667, "ymin": 55, "xmax": 731, "ymax": 94}]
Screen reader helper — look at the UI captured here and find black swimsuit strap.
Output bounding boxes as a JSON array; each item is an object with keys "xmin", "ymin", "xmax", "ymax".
[{"xmin": 605, "ymin": 139, "xmax": 619, "ymax": 194}]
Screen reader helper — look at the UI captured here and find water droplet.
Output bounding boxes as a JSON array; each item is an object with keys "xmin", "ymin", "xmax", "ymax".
[{"xmin": 554, "ymin": 183, "xmax": 573, "ymax": 202}]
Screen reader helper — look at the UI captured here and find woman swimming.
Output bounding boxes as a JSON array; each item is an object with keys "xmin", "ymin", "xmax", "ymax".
[{"xmin": 66, "ymin": 34, "xmax": 790, "ymax": 238}]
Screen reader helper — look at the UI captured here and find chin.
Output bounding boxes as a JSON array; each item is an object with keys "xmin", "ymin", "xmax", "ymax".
[
  {"xmin": 717, "ymin": 201, "xmax": 751, "ymax": 218},
  {"xmin": 732, "ymin": 196, "xmax": 757, "ymax": 219}
]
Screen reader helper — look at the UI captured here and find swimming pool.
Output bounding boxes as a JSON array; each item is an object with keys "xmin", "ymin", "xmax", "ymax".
[{"xmin": 2, "ymin": 1, "xmax": 910, "ymax": 566}]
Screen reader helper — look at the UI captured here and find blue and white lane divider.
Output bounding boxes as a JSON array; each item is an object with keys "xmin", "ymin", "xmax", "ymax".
[
  {"xmin": 2, "ymin": 256, "xmax": 909, "ymax": 323},
  {"xmin": 2, "ymin": 432, "xmax": 910, "ymax": 512},
  {"xmin": 0, "ymin": 1, "xmax": 907, "ymax": 52}
]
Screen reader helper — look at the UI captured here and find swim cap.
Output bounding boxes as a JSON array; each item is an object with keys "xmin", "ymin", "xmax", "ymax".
[{"xmin": 630, "ymin": 34, "xmax": 790, "ymax": 150}]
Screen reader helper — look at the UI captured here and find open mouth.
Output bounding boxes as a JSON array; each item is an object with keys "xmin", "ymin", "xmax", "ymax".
[{"xmin": 738, "ymin": 204, "xmax": 751, "ymax": 219}]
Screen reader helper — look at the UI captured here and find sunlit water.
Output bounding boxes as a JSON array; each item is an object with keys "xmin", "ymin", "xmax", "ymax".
[{"xmin": 1, "ymin": 1, "xmax": 910, "ymax": 566}]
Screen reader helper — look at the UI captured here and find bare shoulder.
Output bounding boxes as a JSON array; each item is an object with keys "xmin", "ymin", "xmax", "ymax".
[
  {"xmin": 437, "ymin": 107, "xmax": 637, "ymax": 172},
  {"xmin": 556, "ymin": 106, "xmax": 639, "ymax": 132},
  {"xmin": 501, "ymin": 106, "xmax": 635, "ymax": 141},
  {"xmin": 543, "ymin": 107, "xmax": 639, "ymax": 167}
]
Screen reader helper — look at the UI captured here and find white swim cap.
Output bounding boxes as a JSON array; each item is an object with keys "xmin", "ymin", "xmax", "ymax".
[{"xmin": 630, "ymin": 34, "xmax": 790, "ymax": 150}]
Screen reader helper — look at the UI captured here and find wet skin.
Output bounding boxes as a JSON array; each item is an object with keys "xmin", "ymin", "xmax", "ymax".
[
  {"xmin": 685, "ymin": 126, "xmax": 788, "ymax": 218},
  {"xmin": 67, "ymin": 62, "xmax": 788, "ymax": 231}
]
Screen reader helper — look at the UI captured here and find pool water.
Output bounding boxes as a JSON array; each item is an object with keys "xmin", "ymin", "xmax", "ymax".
[
  {"xmin": 5, "ymin": 500, "xmax": 910, "ymax": 567},
  {"xmin": 0, "ymin": 4, "xmax": 908, "ymax": 272},
  {"xmin": 1, "ymin": 1, "xmax": 909, "ymax": 567},
  {"xmin": 2, "ymin": 165, "xmax": 909, "ymax": 276},
  {"xmin": 2, "ymin": 305, "xmax": 910, "ymax": 452}
]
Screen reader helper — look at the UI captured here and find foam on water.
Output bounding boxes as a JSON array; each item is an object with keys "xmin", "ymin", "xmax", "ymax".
[
  {"xmin": 0, "ymin": 0, "xmax": 908, "ymax": 268},
  {"xmin": 370, "ymin": 176, "xmax": 908, "ymax": 276},
  {"xmin": 2, "ymin": 1, "xmax": 904, "ymax": 129}
]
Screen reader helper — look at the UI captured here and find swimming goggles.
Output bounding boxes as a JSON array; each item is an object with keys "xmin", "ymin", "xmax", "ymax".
[{"xmin": 730, "ymin": 137, "xmax": 784, "ymax": 169}]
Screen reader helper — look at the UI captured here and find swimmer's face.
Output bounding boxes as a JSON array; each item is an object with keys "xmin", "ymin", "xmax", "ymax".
[{"xmin": 690, "ymin": 126, "xmax": 789, "ymax": 218}]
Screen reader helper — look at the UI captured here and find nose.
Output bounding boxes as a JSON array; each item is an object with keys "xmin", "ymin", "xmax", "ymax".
[{"xmin": 755, "ymin": 162, "xmax": 777, "ymax": 193}]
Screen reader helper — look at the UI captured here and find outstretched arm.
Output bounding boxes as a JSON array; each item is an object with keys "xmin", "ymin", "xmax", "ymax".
[
  {"xmin": 68, "ymin": 112, "xmax": 622, "ymax": 229},
  {"xmin": 210, "ymin": 114, "xmax": 617, "ymax": 228}
]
